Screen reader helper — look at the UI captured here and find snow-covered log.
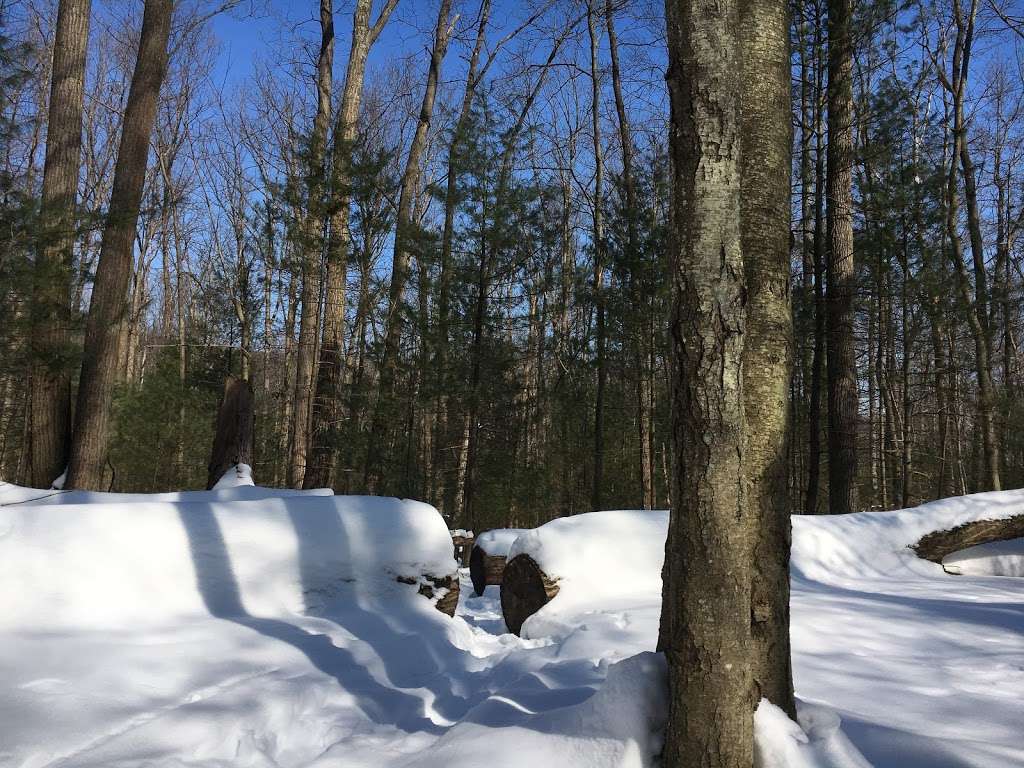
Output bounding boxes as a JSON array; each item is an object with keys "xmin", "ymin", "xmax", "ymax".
[
  {"xmin": 469, "ymin": 528, "xmax": 526, "ymax": 596},
  {"xmin": 500, "ymin": 512, "xmax": 667, "ymax": 637},
  {"xmin": 912, "ymin": 514, "xmax": 1024, "ymax": 565}
]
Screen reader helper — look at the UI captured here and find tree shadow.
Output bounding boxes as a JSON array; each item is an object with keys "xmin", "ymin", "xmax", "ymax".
[{"xmin": 177, "ymin": 502, "xmax": 444, "ymax": 734}]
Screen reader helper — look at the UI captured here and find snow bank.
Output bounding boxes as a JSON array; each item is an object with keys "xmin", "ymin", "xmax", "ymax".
[
  {"xmin": 0, "ymin": 494, "xmax": 458, "ymax": 629},
  {"xmin": 506, "ymin": 510, "xmax": 667, "ymax": 641},
  {"xmin": 474, "ymin": 528, "xmax": 527, "ymax": 555},
  {"xmin": 0, "ymin": 478, "xmax": 334, "ymax": 505},
  {"xmin": 941, "ymin": 538, "xmax": 1024, "ymax": 576}
]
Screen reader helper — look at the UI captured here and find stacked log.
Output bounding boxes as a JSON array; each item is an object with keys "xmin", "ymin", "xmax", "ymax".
[
  {"xmin": 912, "ymin": 515, "xmax": 1024, "ymax": 565},
  {"xmin": 499, "ymin": 553, "xmax": 559, "ymax": 636},
  {"xmin": 469, "ymin": 545, "xmax": 507, "ymax": 596},
  {"xmin": 450, "ymin": 530, "xmax": 475, "ymax": 567},
  {"xmin": 397, "ymin": 573, "xmax": 461, "ymax": 616}
]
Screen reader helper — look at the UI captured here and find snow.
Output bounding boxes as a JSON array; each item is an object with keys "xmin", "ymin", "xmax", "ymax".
[
  {"xmin": 2, "ymin": 482, "xmax": 1023, "ymax": 767},
  {"xmin": 211, "ymin": 462, "xmax": 256, "ymax": 489},
  {"xmin": 473, "ymin": 528, "xmax": 527, "ymax": 555},
  {"xmin": 942, "ymin": 537, "xmax": 1024, "ymax": 576}
]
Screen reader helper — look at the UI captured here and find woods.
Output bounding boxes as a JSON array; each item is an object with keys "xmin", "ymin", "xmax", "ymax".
[
  {"xmin": 2, "ymin": 0, "xmax": 1024, "ymax": 764},
  {"xmin": 4, "ymin": 0, "xmax": 1020, "ymax": 526}
]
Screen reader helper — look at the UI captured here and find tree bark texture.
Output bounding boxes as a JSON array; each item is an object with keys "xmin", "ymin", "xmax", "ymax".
[
  {"xmin": 67, "ymin": 0, "xmax": 174, "ymax": 490},
  {"xmin": 25, "ymin": 0, "xmax": 91, "ymax": 489},
  {"xmin": 825, "ymin": 0, "xmax": 859, "ymax": 514},
  {"xmin": 738, "ymin": 0, "xmax": 796, "ymax": 718},
  {"xmin": 660, "ymin": 0, "xmax": 755, "ymax": 765}
]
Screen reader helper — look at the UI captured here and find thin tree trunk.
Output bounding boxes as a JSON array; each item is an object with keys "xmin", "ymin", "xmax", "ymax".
[
  {"xmin": 588, "ymin": 2, "xmax": 606, "ymax": 513},
  {"xmin": 289, "ymin": 0, "xmax": 335, "ymax": 488},
  {"xmin": 67, "ymin": 0, "xmax": 174, "ymax": 490},
  {"xmin": 25, "ymin": 0, "xmax": 91, "ymax": 488},
  {"xmin": 825, "ymin": 0, "xmax": 859, "ymax": 514},
  {"xmin": 364, "ymin": 0, "xmax": 454, "ymax": 490}
]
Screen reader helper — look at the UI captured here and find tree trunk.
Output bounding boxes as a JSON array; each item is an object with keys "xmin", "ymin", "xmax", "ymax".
[
  {"xmin": 588, "ymin": 3, "xmax": 606, "ymax": 513},
  {"xmin": 825, "ymin": 0, "xmax": 859, "ymax": 513},
  {"xmin": 25, "ymin": 0, "xmax": 91, "ymax": 489},
  {"xmin": 738, "ymin": 0, "xmax": 796, "ymax": 718},
  {"xmin": 305, "ymin": 0, "xmax": 398, "ymax": 491},
  {"xmin": 660, "ymin": 0, "xmax": 755, "ymax": 764},
  {"xmin": 206, "ymin": 376, "xmax": 255, "ymax": 490},
  {"xmin": 289, "ymin": 0, "xmax": 334, "ymax": 489},
  {"xmin": 364, "ymin": 0, "xmax": 454, "ymax": 491},
  {"xmin": 67, "ymin": 0, "xmax": 174, "ymax": 490}
]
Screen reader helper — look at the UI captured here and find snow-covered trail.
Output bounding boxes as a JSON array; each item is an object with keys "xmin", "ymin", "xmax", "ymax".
[{"xmin": 2, "ymin": 482, "xmax": 1023, "ymax": 767}]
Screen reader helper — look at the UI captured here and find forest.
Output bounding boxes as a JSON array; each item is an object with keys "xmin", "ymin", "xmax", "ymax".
[
  {"xmin": 2, "ymin": 0, "xmax": 1020, "ymax": 534},
  {"xmin": 1, "ymin": 0, "xmax": 1023, "ymax": 766}
]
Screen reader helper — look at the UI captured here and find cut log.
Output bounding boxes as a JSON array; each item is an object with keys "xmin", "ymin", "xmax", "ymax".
[
  {"xmin": 206, "ymin": 376, "xmax": 255, "ymax": 490},
  {"xmin": 912, "ymin": 515, "xmax": 1024, "ymax": 565},
  {"xmin": 397, "ymin": 573, "xmax": 460, "ymax": 616},
  {"xmin": 500, "ymin": 553, "xmax": 559, "ymax": 636},
  {"xmin": 469, "ymin": 544, "xmax": 508, "ymax": 596},
  {"xmin": 450, "ymin": 530, "xmax": 474, "ymax": 567}
]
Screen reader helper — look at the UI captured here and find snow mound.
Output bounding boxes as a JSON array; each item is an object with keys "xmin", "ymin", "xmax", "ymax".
[
  {"xmin": 755, "ymin": 700, "xmax": 872, "ymax": 768},
  {"xmin": 941, "ymin": 538, "xmax": 1024, "ymax": 577},
  {"xmin": 0, "ymin": 494, "xmax": 458, "ymax": 629},
  {"xmin": 474, "ymin": 528, "xmax": 527, "ymax": 555},
  {"xmin": 211, "ymin": 462, "xmax": 256, "ymax": 489},
  {"xmin": 506, "ymin": 510, "xmax": 667, "ymax": 642}
]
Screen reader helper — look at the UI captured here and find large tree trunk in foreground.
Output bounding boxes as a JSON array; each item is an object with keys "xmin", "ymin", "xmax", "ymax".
[
  {"xmin": 25, "ymin": 0, "xmax": 91, "ymax": 489},
  {"xmin": 660, "ymin": 0, "xmax": 755, "ymax": 764},
  {"xmin": 206, "ymin": 376, "xmax": 255, "ymax": 489},
  {"xmin": 738, "ymin": 0, "xmax": 796, "ymax": 719},
  {"xmin": 825, "ymin": 0, "xmax": 859, "ymax": 515},
  {"xmin": 67, "ymin": 0, "xmax": 174, "ymax": 490}
]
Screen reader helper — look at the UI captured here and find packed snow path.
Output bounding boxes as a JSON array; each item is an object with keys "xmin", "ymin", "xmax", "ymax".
[{"xmin": 1, "ymin": 481, "xmax": 1022, "ymax": 767}]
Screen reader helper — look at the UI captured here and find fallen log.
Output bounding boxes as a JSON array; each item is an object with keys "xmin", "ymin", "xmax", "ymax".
[
  {"xmin": 398, "ymin": 573, "xmax": 460, "ymax": 616},
  {"xmin": 912, "ymin": 514, "xmax": 1024, "ymax": 566},
  {"xmin": 500, "ymin": 553, "xmax": 559, "ymax": 636},
  {"xmin": 469, "ymin": 528, "xmax": 528, "ymax": 596}
]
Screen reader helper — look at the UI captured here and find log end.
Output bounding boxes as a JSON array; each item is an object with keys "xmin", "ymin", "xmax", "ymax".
[
  {"xmin": 469, "ymin": 544, "xmax": 508, "ymax": 596},
  {"xmin": 500, "ymin": 553, "xmax": 559, "ymax": 636}
]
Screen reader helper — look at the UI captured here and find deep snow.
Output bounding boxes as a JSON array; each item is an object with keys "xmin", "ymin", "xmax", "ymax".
[{"xmin": 1, "ymin": 479, "xmax": 1022, "ymax": 767}]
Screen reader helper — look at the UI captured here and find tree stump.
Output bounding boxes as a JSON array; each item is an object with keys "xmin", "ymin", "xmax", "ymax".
[
  {"xmin": 912, "ymin": 514, "xmax": 1024, "ymax": 565},
  {"xmin": 206, "ymin": 376, "xmax": 255, "ymax": 489},
  {"xmin": 398, "ymin": 574, "xmax": 460, "ymax": 616},
  {"xmin": 469, "ymin": 544, "xmax": 508, "ymax": 596},
  {"xmin": 500, "ymin": 553, "xmax": 559, "ymax": 636}
]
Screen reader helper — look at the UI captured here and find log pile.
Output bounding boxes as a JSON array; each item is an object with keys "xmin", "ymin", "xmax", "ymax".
[
  {"xmin": 397, "ymin": 573, "xmax": 460, "ymax": 616},
  {"xmin": 500, "ymin": 553, "xmax": 559, "ymax": 636},
  {"xmin": 913, "ymin": 514, "xmax": 1024, "ymax": 566}
]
